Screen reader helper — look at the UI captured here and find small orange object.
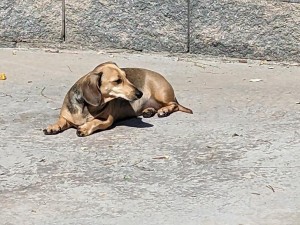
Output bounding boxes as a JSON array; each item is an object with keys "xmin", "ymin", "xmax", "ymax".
[{"xmin": 0, "ymin": 73, "xmax": 7, "ymax": 80}]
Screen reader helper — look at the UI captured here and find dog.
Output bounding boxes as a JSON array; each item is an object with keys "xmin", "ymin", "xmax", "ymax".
[{"xmin": 43, "ymin": 62, "xmax": 193, "ymax": 136}]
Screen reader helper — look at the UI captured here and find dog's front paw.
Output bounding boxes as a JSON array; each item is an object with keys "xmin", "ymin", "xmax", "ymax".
[
  {"xmin": 76, "ymin": 129, "xmax": 87, "ymax": 137},
  {"xmin": 157, "ymin": 108, "xmax": 170, "ymax": 117},
  {"xmin": 142, "ymin": 108, "xmax": 157, "ymax": 118},
  {"xmin": 76, "ymin": 125, "xmax": 92, "ymax": 137},
  {"xmin": 43, "ymin": 125, "xmax": 61, "ymax": 135}
]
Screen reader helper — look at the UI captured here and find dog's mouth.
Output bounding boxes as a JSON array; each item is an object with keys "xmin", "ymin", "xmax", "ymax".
[
  {"xmin": 111, "ymin": 89, "xmax": 143, "ymax": 102},
  {"xmin": 123, "ymin": 89, "xmax": 143, "ymax": 102}
]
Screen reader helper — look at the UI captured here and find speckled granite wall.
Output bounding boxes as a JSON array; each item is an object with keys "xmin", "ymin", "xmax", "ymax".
[
  {"xmin": 65, "ymin": 0, "xmax": 188, "ymax": 52},
  {"xmin": 190, "ymin": 0, "xmax": 300, "ymax": 61},
  {"xmin": 0, "ymin": 0, "xmax": 299, "ymax": 62},
  {"xmin": 0, "ymin": 0, "xmax": 62, "ymax": 46}
]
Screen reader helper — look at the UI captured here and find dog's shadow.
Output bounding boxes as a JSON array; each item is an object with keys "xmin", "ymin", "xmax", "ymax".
[
  {"xmin": 80, "ymin": 117, "xmax": 153, "ymax": 136},
  {"xmin": 112, "ymin": 117, "xmax": 153, "ymax": 129}
]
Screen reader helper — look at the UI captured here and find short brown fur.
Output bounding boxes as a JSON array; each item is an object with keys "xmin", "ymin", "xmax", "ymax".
[{"xmin": 43, "ymin": 62, "xmax": 193, "ymax": 136}]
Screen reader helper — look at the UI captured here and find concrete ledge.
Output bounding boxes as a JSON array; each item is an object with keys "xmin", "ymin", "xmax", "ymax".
[
  {"xmin": 65, "ymin": 0, "xmax": 188, "ymax": 52},
  {"xmin": 190, "ymin": 0, "xmax": 300, "ymax": 61},
  {"xmin": 0, "ymin": 0, "xmax": 62, "ymax": 43}
]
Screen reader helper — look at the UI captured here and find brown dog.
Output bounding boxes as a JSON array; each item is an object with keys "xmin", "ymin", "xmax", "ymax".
[{"xmin": 43, "ymin": 62, "xmax": 193, "ymax": 136}]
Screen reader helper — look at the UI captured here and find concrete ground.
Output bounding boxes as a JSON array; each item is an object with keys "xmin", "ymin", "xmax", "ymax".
[{"xmin": 0, "ymin": 48, "xmax": 300, "ymax": 225}]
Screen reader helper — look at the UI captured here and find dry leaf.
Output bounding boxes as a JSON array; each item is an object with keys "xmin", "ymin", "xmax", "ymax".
[
  {"xmin": 153, "ymin": 155, "xmax": 169, "ymax": 160},
  {"xmin": 45, "ymin": 49, "xmax": 59, "ymax": 53},
  {"xmin": 239, "ymin": 59, "xmax": 248, "ymax": 63}
]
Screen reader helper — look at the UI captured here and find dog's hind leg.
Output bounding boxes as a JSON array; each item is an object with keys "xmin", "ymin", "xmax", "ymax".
[
  {"xmin": 43, "ymin": 116, "xmax": 71, "ymax": 135},
  {"xmin": 157, "ymin": 102, "xmax": 179, "ymax": 117}
]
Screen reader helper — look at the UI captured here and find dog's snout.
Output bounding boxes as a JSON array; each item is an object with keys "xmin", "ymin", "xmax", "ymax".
[{"xmin": 135, "ymin": 89, "xmax": 143, "ymax": 99}]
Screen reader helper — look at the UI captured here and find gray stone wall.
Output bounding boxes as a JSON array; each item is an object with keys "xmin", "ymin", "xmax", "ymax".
[
  {"xmin": 66, "ymin": 0, "xmax": 188, "ymax": 52},
  {"xmin": 190, "ymin": 0, "xmax": 300, "ymax": 62},
  {"xmin": 0, "ymin": 0, "xmax": 62, "ymax": 46},
  {"xmin": 0, "ymin": 0, "xmax": 299, "ymax": 62}
]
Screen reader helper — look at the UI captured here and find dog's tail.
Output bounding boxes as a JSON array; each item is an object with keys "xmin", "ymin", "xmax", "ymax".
[
  {"xmin": 175, "ymin": 98, "xmax": 193, "ymax": 114},
  {"xmin": 178, "ymin": 104, "xmax": 193, "ymax": 114}
]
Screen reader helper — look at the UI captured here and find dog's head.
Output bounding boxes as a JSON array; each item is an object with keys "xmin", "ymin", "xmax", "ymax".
[{"xmin": 82, "ymin": 62, "xmax": 143, "ymax": 106}]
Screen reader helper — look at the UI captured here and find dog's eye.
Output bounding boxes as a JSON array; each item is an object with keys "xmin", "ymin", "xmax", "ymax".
[{"xmin": 114, "ymin": 79, "xmax": 122, "ymax": 84}]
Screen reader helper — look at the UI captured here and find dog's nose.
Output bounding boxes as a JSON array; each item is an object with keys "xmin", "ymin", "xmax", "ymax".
[{"xmin": 135, "ymin": 90, "xmax": 143, "ymax": 99}]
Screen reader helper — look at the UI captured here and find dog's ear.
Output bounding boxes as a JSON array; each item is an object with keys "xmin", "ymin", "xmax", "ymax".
[
  {"xmin": 81, "ymin": 73, "xmax": 102, "ymax": 107},
  {"xmin": 93, "ymin": 61, "xmax": 118, "ymax": 74}
]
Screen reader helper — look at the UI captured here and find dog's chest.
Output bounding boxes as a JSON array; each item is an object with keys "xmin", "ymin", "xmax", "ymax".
[{"xmin": 85, "ymin": 104, "xmax": 110, "ymax": 120}]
